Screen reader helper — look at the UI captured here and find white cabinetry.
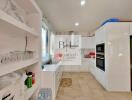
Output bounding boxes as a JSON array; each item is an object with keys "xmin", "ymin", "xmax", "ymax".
[
  {"xmin": 89, "ymin": 59, "xmax": 96, "ymax": 76},
  {"xmin": 80, "ymin": 58, "xmax": 95, "ymax": 72},
  {"xmin": 94, "ymin": 22, "xmax": 131, "ymax": 92},
  {"xmin": 130, "ymin": 23, "xmax": 132, "ymax": 34},
  {"xmin": 62, "ymin": 65, "xmax": 81, "ymax": 72},
  {"xmin": 106, "ymin": 23, "xmax": 130, "ymax": 91},
  {"xmin": 95, "ymin": 26, "xmax": 106, "ymax": 44},
  {"xmin": 81, "ymin": 58, "xmax": 90, "ymax": 72},
  {"xmin": 82, "ymin": 37, "xmax": 95, "ymax": 48},
  {"xmin": 41, "ymin": 63, "xmax": 62, "ymax": 100},
  {"xmin": 95, "ymin": 22, "xmax": 131, "ymax": 91},
  {"xmin": 62, "ymin": 59, "xmax": 96, "ymax": 72}
]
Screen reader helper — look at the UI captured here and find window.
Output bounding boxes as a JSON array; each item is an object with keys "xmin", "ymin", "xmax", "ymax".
[{"xmin": 42, "ymin": 27, "xmax": 49, "ymax": 62}]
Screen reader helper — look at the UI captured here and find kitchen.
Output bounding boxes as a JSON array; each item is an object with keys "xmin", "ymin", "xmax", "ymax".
[{"xmin": 0, "ymin": 0, "xmax": 132, "ymax": 100}]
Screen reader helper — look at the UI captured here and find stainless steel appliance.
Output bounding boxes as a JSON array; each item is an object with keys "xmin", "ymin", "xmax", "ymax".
[{"xmin": 96, "ymin": 43, "xmax": 105, "ymax": 71}]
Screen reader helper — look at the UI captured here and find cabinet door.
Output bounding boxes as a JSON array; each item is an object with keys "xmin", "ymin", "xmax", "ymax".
[
  {"xmin": 89, "ymin": 59, "xmax": 96, "ymax": 76},
  {"xmin": 81, "ymin": 58, "xmax": 90, "ymax": 72},
  {"xmin": 71, "ymin": 65, "xmax": 81, "ymax": 72},
  {"xmin": 82, "ymin": 37, "xmax": 95, "ymax": 48},
  {"xmin": 63, "ymin": 65, "xmax": 72, "ymax": 72},
  {"xmin": 106, "ymin": 23, "xmax": 131, "ymax": 91},
  {"xmin": 88, "ymin": 37, "xmax": 95, "ymax": 48},
  {"xmin": 106, "ymin": 23, "xmax": 130, "ymax": 40},
  {"xmin": 129, "ymin": 23, "xmax": 132, "ymax": 35},
  {"xmin": 95, "ymin": 26, "xmax": 106, "ymax": 44}
]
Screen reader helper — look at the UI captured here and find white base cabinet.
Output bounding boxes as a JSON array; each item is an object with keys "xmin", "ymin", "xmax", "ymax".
[
  {"xmin": 41, "ymin": 63, "xmax": 62, "ymax": 100},
  {"xmin": 81, "ymin": 58, "xmax": 90, "ymax": 72},
  {"xmin": 62, "ymin": 59, "xmax": 95, "ymax": 72},
  {"xmin": 89, "ymin": 59, "xmax": 96, "ymax": 76}
]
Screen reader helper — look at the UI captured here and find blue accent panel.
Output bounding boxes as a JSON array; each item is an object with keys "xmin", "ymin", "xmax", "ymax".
[{"xmin": 101, "ymin": 18, "xmax": 120, "ymax": 26}]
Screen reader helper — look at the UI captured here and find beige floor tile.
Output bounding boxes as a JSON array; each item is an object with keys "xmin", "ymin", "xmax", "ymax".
[
  {"xmin": 74, "ymin": 96, "xmax": 91, "ymax": 100},
  {"xmin": 62, "ymin": 72, "xmax": 72, "ymax": 78},
  {"xmin": 56, "ymin": 96, "xmax": 74, "ymax": 100},
  {"xmin": 81, "ymin": 87, "xmax": 93, "ymax": 97},
  {"xmin": 57, "ymin": 87, "xmax": 64, "ymax": 96},
  {"xmin": 56, "ymin": 72, "xmax": 132, "ymax": 100},
  {"xmin": 63, "ymin": 87, "xmax": 83, "ymax": 97}
]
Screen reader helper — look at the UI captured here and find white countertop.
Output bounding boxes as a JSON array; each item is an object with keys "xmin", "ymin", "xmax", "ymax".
[
  {"xmin": 42, "ymin": 61, "xmax": 61, "ymax": 72},
  {"xmin": 82, "ymin": 58, "xmax": 95, "ymax": 62}
]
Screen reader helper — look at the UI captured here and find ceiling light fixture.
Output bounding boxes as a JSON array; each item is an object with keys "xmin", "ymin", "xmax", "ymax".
[
  {"xmin": 75, "ymin": 22, "xmax": 79, "ymax": 26},
  {"xmin": 81, "ymin": 0, "xmax": 86, "ymax": 6}
]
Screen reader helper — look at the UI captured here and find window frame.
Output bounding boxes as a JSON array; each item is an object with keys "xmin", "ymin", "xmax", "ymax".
[{"xmin": 41, "ymin": 22, "xmax": 50, "ymax": 64}]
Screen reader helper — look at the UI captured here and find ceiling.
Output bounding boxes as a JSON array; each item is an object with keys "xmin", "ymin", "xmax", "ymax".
[{"xmin": 36, "ymin": 0, "xmax": 132, "ymax": 34}]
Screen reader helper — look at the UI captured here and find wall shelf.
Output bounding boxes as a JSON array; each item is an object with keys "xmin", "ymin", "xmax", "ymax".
[
  {"xmin": 0, "ymin": 10, "xmax": 38, "ymax": 37},
  {"xmin": 15, "ymin": 0, "xmax": 41, "ymax": 14},
  {"xmin": 0, "ymin": 0, "xmax": 42, "ymax": 99},
  {"xmin": 24, "ymin": 83, "xmax": 38, "ymax": 100},
  {"xmin": 0, "ymin": 58, "xmax": 39, "ymax": 77}
]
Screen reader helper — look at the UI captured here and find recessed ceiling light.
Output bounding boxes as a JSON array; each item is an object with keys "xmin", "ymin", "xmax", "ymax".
[
  {"xmin": 81, "ymin": 0, "xmax": 86, "ymax": 6},
  {"xmin": 75, "ymin": 22, "xmax": 79, "ymax": 26}
]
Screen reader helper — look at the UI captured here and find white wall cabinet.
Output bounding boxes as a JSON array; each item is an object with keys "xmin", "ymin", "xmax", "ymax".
[
  {"xmin": 82, "ymin": 37, "xmax": 95, "ymax": 48},
  {"xmin": 95, "ymin": 26, "xmax": 106, "ymax": 44},
  {"xmin": 94, "ymin": 22, "xmax": 132, "ymax": 92}
]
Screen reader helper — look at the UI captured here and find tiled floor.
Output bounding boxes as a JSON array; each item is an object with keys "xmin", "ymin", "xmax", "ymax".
[{"xmin": 56, "ymin": 72, "xmax": 132, "ymax": 100}]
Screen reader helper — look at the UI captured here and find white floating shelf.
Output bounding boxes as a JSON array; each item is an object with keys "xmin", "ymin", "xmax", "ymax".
[
  {"xmin": 0, "ymin": 58, "xmax": 39, "ymax": 77},
  {"xmin": 0, "ymin": 10, "xmax": 38, "ymax": 37},
  {"xmin": 15, "ymin": 0, "xmax": 41, "ymax": 14},
  {"xmin": 24, "ymin": 83, "xmax": 39, "ymax": 100}
]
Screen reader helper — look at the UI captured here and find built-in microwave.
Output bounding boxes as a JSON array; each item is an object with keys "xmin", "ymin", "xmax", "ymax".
[
  {"xmin": 96, "ymin": 43, "xmax": 104, "ymax": 53},
  {"xmin": 96, "ymin": 43, "xmax": 105, "ymax": 71}
]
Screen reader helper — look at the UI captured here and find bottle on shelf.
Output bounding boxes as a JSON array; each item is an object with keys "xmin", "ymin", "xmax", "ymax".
[{"xmin": 25, "ymin": 71, "xmax": 36, "ymax": 88}]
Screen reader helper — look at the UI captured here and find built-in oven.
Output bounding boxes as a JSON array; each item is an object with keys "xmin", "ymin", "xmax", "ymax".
[
  {"xmin": 96, "ymin": 43, "xmax": 105, "ymax": 71},
  {"xmin": 96, "ymin": 54, "xmax": 105, "ymax": 71}
]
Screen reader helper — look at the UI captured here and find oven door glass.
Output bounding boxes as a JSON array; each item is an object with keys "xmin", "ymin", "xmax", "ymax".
[{"xmin": 96, "ymin": 58, "xmax": 105, "ymax": 71}]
